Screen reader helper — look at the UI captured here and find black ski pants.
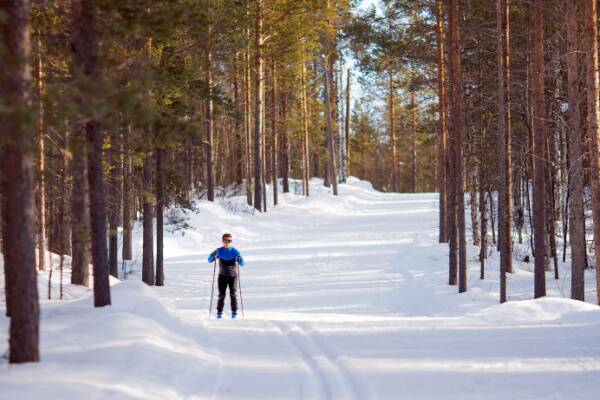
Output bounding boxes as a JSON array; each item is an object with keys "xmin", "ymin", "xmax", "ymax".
[{"xmin": 217, "ymin": 275, "xmax": 238, "ymax": 313}]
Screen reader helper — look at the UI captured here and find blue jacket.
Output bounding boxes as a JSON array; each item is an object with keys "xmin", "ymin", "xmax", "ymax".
[{"xmin": 208, "ymin": 247, "xmax": 245, "ymax": 276}]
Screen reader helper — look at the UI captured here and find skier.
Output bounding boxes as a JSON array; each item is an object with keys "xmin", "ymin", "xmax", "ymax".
[{"xmin": 208, "ymin": 233, "xmax": 245, "ymax": 319}]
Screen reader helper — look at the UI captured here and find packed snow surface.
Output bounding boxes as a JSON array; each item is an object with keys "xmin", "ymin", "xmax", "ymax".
[{"xmin": 1, "ymin": 178, "xmax": 600, "ymax": 399}]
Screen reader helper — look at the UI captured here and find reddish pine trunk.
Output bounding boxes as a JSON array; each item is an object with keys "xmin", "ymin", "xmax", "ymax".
[
  {"xmin": 411, "ymin": 92, "xmax": 417, "ymax": 193},
  {"xmin": 0, "ymin": 0, "xmax": 40, "ymax": 363},
  {"xmin": 206, "ymin": 26, "xmax": 215, "ymax": 202},
  {"xmin": 324, "ymin": 66, "xmax": 339, "ymax": 196},
  {"xmin": 36, "ymin": 36, "xmax": 47, "ymax": 272},
  {"xmin": 254, "ymin": 0, "xmax": 264, "ymax": 210},
  {"xmin": 281, "ymin": 95, "xmax": 290, "ymax": 193},
  {"xmin": 271, "ymin": 60, "xmax": 279, "ymax": 205},
  {"xmin": 389, "ymin": 73, "xmax": 398, "ymax": 192},
  {"xmin": 345, "ymin": 69, "xmax": 351, "ymax": 180},
  {"xmin": 234, "ymin": 53, "xmax": 244, "ymax": 186}
]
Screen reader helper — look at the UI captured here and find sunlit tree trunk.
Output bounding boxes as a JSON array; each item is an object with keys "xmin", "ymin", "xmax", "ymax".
[
  {"xmin": 254, "ymin": 0, "xmax": 264, "ymax": 210},
  {"xmin": 271, "ymin": 60, "xmax": 279, "ymax": 205},
  {"xmin": 35, "ymin": 34, "xmax": 46, "ymax": 272}
]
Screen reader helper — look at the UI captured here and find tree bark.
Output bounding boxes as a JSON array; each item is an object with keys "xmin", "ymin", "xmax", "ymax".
[
  {"xmin": 0, "ymin": 0, "xmax": 40, "ymax": 363},
  {"xmin": 253, "ymin": 0, "xmax": 264, "ymax": 211},
  {"xmin": 206, "ymin": 21, "xmax": 215, "ymax": 202},
  {"xmin": 448, "ymin": 0, "xmax": 467, "ymax": 293},
  {"xmin": 324, "ymin": 66, "xmax": 339, "ymax": 195},
  {"xmin": 142, "ymin": 150, "xmax": 154, "ymax": 286},
  {"xmin": 108, "ymin": 131, "xmax": 120, "ymax": 278},
  {"xmin": 566, "ymin": 0, "xmax": 585, "ymax": 301},
  {"xmin": 234, "ymin": 53, "xmax": 244, "ymax": 186},
  {"xmin": 245, "ymin": 0, "xmax": 253, "ymax": 206},
  {"xmin": 411, "ymin": 91, "xmax": 417, "ymax": 193},
  {"xmin": 281, "ymin": 94, "xmax": 290, "ymax": 193},
  {"xmin": 436, "ymin": 0, "xmax": 448, "ymax": 243},
  {"xmin": 496, "ymin": 0, "xmax": 513, "ymax": 303},
  {"xmin": 271, "ymin": 60, "xmax": 279, "ymax": 206},
  {"xmin": 345, "ymin": 68, "xmax": 351, "ymax": 180},
  {"xmin": 532, "ymin": 0, "xmax": 547, "ymax": 298},
  {"xmin": 155, "ymin": 147, "xmax": 164, "ymax": 286},
  {"xmin": 35, "ymin": 34, "xmax": 46, "ymax": 272},
  {"xmin": 389, "ymin": 73, "xmax": 398, "ymax": 192},
  {"xmin": 585, "ymin": 0, "xmax": 600, "ymax": 304},
  {"xmin": 70, "ymin": 126, "xmax": 90, "ymax": 286},
  {"xmin": 301, "ymin": 57, "xmax": 310, "ymax": 196},
  {"xmin": 71, "ymin": 0, "xmax": 111, "ymax": 307},
  {"xmin": 122, "ymin": 125, "xmax": 133, "ymax": 261}
]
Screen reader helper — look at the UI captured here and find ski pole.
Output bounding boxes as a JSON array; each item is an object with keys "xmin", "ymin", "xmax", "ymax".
[
  {"xmin": 237, "ymin": 262, "xmax": 245, "ymax": 319},
  {"xmin": 208, "ymin": 259, "xmax": 217, "ymax": 319}
]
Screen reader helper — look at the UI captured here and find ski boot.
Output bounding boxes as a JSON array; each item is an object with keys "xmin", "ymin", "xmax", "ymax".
[
  {"xmin": 216, "ymin": 312, "xmax": 223, "ymax": 319},
  {"xmin": 231, "ymin": 312, "xmax": 237, "ymax": 320}
]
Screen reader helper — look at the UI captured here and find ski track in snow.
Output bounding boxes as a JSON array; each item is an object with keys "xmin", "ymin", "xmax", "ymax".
[{"xmin": 2, "ymin": 178, "xmax": 600, "ymax": 399}]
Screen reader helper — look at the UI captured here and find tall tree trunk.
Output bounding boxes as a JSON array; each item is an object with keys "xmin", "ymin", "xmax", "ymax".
[
  {"xmin": 35, "ymin": 34, "xmax": 46, "ymax": 272},
  {"xmin": 345, "ymin": 68, "xmax": 351, "ymax": 180},
  {"xmin": 566, "ymin": 0, "xmax": 585, "ymax": 301},
  {"xmin": 122, "ymin": 125, "xmax": 133, "ymax": 261},
  {"xmin": 281, "ymin": 94, "xmax": 290, "ymax": 193},
  {"xmin": 301, "ymin": 58, "xmax": 310, "ymax": 196},
  {"xmin": 271, "ymin": 60, "xmax": 279, "ymax": 206},
  {"xmin": 70, "ymin": 127, "xmax": 90, "ymax": 286},
  {"xmin": 449, "ymin": 0, "xmax": 467, "ymax": 293},
  {"xmin": 234, "ymin": 53, "xmax": 244, "ymax": 186},
  {"xmin": 585, "ymin": 0, "xmax": 600, "ymax": 305},
  {"xmin": 324, "ymin": 67, "xmax": 339, "ymax": 195},
  {"xmin": 389, "ymin": 72, "xmax": 398, "ymax": 192},
  {"xmin": 436, "ymin": 0, "xmax": 448, "ymax": 243},
  {"xmin": 411, "ymin": 91, "xmax": 417, "ymax": 193},
  {"xmin": 155, "ymin": 147, "xmax": 164, "ymax": 286},
  {"xmin": 245, "ymin": 0, "xmax": 253, "ymax": 206},
  {"xmin": 71, "ymin": 0, "xmax": 111, "ymax": 307},
  {"xmin": 0, "ymin": 0, "xmax": 40, "ymax": 362},
  {"xmin": 142, "ymin": 150, "xmax": 154, "ymax": 286},
  {"xmin": 206, "ymin": 22, "xmax": 215, "ymax": 202},
  {"xmin": 497, "ymin": 0, "xmax": 513, "ymax": 303},
  {"xmin": 479, "ymin": 128, "xmax": 488, "ymax": 279},
  {"xmin": 253, "ymin": 0, "xmax": 264, "ymax": 211},
  {"xmin": 532, "ymin": 0, "xmax": 547, "ymax": 298},
  {"xmin": 108, "ymin": 131, "xmax": 119, "ymax": 278}
]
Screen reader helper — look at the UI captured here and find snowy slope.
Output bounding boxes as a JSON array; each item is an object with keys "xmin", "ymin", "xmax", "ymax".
[{"xmin": 1, "ymin": 177, "xmax": 600, "ymax": 400}]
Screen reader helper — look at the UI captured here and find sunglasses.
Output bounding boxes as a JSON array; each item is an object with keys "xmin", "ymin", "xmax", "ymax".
[{"xmin": 223, "ymin": 239, "xmax": 232, "ymax": 243}]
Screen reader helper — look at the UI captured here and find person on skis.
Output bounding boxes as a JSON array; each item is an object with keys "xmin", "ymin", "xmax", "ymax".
[{"xmin": 208, "ymin": 233, "xmax": 245, "ymax": 319}]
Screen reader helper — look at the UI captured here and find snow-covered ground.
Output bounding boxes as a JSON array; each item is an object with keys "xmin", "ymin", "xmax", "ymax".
[{"xmin": 1, "ymin": 177, "xmax": 600, "ymax": 399}]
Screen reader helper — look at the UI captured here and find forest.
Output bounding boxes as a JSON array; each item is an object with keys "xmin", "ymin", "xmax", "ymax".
[{"xmin": 1, "ymin": 3, "xmax": 600, "ymax": 396}]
